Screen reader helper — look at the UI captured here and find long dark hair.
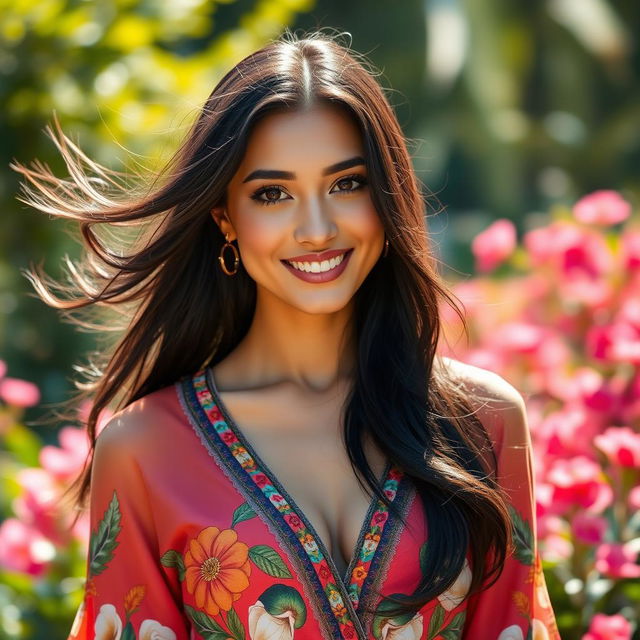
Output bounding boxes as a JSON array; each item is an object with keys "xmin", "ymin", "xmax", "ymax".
[{"xmin": 12, "ymin": 29, "xmax": 511, "ymax": 617}]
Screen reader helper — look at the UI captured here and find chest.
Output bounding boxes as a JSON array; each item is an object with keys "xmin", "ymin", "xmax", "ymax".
[{"xmin": 214, "ymin": 385, "xmax": 388, "ymax": 577}]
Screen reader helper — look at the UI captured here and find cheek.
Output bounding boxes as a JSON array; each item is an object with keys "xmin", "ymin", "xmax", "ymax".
[
  {"xmin": 233, "ymin": 212, "xmax": 283, "ymax": 260},
  {"xmin": 344, "ymin": 202, "xmax": 385, "ymax": 242}
]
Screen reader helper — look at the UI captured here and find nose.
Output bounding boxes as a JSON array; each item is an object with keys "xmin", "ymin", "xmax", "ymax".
[{"xmin": 293, "ymin": 198, "xmax": 338, "ymax": 247}]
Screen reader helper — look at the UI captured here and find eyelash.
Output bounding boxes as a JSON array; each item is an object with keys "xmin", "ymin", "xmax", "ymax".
[{"xmin": 250, "ymin": 173, "xmax": 368, "ymax": 206}]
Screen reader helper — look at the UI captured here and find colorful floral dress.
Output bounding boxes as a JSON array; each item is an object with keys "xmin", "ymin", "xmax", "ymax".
[{"xmin": 68, "ymin": 368, "xmax": 560, "ymax": 640}]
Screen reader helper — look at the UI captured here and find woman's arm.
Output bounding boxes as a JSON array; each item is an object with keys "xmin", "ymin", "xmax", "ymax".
[
  {"xmin": 442, "ymin": 358, "xmax": 560, "ymax": 640},
  {"xmin": 67, "ymin": 409, "xmax": 190, "ymax": 640}
]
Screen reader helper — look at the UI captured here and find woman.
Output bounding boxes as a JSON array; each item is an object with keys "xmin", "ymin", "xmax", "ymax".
[{"xmin": 15, "ymin": 31, "xmax": 559, "ymax": 640}]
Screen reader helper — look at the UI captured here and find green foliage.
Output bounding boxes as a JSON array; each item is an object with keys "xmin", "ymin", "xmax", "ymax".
[{"xmin": 0, "ymin": 0, "xmax": 314, "ymax": 412}]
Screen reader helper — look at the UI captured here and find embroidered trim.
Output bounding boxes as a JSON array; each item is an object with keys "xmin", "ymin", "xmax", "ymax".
[
  {"xmin": 356, "ymin": 480, "xmax": 417, "ymax": 635},
  {"xmin": 177, "ymin": 374, "xmax": 339, "ymax": 640},
  {"xmin": 345, "ymin": 466, "xmax": 404, "ymax": 610},
  {"xmin": 186, "ymin": 369, "xmax": 405, "ymax": 640}
]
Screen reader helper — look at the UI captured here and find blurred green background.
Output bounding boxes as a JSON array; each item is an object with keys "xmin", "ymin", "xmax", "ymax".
[{"xmin": 1, "ymin": 0, "xmax": 639, "ymax": 422}]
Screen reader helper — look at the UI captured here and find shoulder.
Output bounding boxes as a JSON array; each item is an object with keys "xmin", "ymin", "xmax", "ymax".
[
  {"xmin": 434, "ymin": 355, "xmax": 530, "ymax": 457},
  {"xmin": 94, "ymin": 383, "xmax": 183, "ymax": 461}
]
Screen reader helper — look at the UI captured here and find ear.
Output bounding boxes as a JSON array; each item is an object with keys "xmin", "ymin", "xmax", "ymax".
[{"xmin": 210, "ymin": 206, "xmax": 237, "ymax": 242}]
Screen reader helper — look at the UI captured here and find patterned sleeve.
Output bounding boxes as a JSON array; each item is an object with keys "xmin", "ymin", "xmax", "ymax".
[
  {"xmin": 67, "ymin": 415, "xmax": 190, "ymax": 640},
  {"xmin": 462, "ymin": 395, "xmax": 560, "ymax": 640}
]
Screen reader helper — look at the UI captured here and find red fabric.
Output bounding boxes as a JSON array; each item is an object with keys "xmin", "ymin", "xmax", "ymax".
[{"xmin": 67, "ymin": 371, "xmax": 560, "ymax": 640}]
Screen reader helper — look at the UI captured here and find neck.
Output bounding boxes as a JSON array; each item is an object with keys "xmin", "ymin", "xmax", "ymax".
[{"xmin": 221, "ymin": 286, "xmax": 357, "ymax": 393}]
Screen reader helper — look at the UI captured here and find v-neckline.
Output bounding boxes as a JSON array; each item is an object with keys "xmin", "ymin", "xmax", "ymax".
[
  {"xmin": 179, "ymin": 368, "xmax": 410, "ymax": 640},
  {"xmin": 205, "ymin": 366, "xmax": 390, "ymax": 585}
]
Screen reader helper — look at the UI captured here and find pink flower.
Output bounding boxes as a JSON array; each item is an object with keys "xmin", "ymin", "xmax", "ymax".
[
  {"xmin": 571, "ymin": 513, "xmax": 608, "ymax": 545},
  {"xmin": 538, "ymin": 515, "xmax": 573, "ymax": 562},
  {"xmin": 586, "ymin": 323, "xmax": 640, "ymax": 365},
  {"xmin": 494, "ymin": 322, "xmax": 546, "ymax": 354},
  {"xmin": 13, "ymin": 468, "xmax": 62, "ymax": 543},
  {"xmin": 621, "ymin": 229, "xmax": 640, "ymax": 270},
  {"xmin": 471, "ymin": 219, "xmax": 517, "ymax": 272},
  {"xmin": 573, "ymin": 190, "xmax": 631, "ymax": 226},
  {"xmin": 629, "ymin": 486, "xmax": 640, "ymax": 511},
  {"xmin": 583, "ymin": 613, "xmax": 632, "ymax": 640},
  {"xmin": 0, "ymin": 518, "xmax": 55, "ymax": 576},
  {"xmin": 39, "ymin": 426, "xmax": 90, "ymax": 483},
  {"xmin": 595, "ymin": 542, "xmax": 640, "ymax": 578},
  {"xmin": 535, "ymin": 405, "xmax": 602, "ymax": 460},
  {"xmin": 620, "ymin": 373, "xmax": 640, "ymax": 423},
  {"xmin": 546, "ymin": 456, "xmax": 613, "ymax": 514},
  {"xmin": 0, "ymin": 377, "xmax": 40, "ymax": 407},
  {"xmin": 594, "ymin": 426, "xmax": 640, "ymax": 468},
  {"xmin": 459, "ymin": 347, "xmax": 505, "ymax": 373},
  {"xmin": 0, "ymin": 359, "xmax": 6, "ymax": 379},
  {"xmin": 524, "ymin": 222, "xmax": 612, "ymax": 279}
]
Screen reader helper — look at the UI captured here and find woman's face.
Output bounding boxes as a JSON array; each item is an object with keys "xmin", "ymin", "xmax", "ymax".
[{"xmin": 212, "ymin": 103, "xmax": 385, "ymax": 315}]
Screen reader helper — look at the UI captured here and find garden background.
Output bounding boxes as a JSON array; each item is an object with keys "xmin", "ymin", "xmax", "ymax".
[{"xmin": 1, "ymin": 1, "xmax": 639, "ymax": 638}]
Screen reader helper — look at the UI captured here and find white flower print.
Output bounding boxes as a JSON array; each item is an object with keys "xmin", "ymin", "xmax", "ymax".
[
  {"xmin": 437, "ymin": 559, "xmax": 472, "ymax": 611},
  {"xmin": 532, "ymin": 618, "xmax": 550, "ymax": 640},
  {"xmin": 248, "ymin": 601, "xmax": 296, "ymax": 640},
  {"xmin": 139, "ymin": 619, "xmax": 177, "ymax": 640},
  {"xmin": 497, "ymin": 625, "xmax": 524, "ymax": 640},
  {"xmin": 94, "ymin": 604, "xmax": 123, "ymax": 640},
  {"xmin": 380, "ymin": 612, "xmax": 423, "ymax": 640}
]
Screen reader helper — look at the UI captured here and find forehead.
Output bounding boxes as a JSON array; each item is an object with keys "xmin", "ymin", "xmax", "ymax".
[{"xmin": 238, "ymin": 104, "xmax": 364, "ymax": 171}]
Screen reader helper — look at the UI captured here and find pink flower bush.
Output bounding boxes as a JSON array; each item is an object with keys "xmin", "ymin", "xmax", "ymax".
[
  {"xmin": 546, "ymin": 456, "xmax": 613, "ymax": 514},
  {"xmin": 583, "ymin": 613, "xmax": 632, "ymax": 640},
  {"xmin": 571, "ymin": 513, "xmax": 608, "ymax": 545},
  {"xmin": 594, "ymin": 426, "xmax": 640, "ymax": 468},
  {"xmin": 39, "ymin": 425, "xmax": 90, "ymax": 482},
  {"xmin": 0, "ymin": 361, "xmax": 105, "ymax": 581},
  {"xmin": 0, "ymin": 518, "xmax": 56, "ymax": 577},
  {"xmin": 573, "ymin": 190, "xmax": 631, "ymax": 226},
  {"xmin": 0, "ymin": 376, "xmax": 40, "ymax": 407},
  {"xmin": 595, "ymin": 542, "xmax": 640, "ymax": 579},
  {"xmin": 442, "ymin": 190, "xmax": 640, "ymax": 638},
  {"xmin": 471, "ymin": 218, "xmax": 517, "ymax": 272}
]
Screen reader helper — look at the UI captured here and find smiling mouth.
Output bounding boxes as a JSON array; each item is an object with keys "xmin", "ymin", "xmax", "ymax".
[{"xmin": 282, "ymin": 249, "xmax": 353, "ymax": 273}]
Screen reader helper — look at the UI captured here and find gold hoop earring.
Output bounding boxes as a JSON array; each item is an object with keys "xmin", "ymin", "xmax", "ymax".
[
  {"xmin": 383, "ymin": 237, "xmax": 389, "ymax": 258},
  {"xmin": 218, "ymin": 233, "xmax": 239, "ymax": 276}
]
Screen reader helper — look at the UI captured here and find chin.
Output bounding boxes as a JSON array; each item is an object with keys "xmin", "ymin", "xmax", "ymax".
[{"xmin": 284, "ymin": 293, "xmax": 354, "ymax": 316}]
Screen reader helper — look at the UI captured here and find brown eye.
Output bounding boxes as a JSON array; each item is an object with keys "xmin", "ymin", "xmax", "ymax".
[
  {"xmin": 336, "ymin": 178, "xmax": 355, "ymax": 191},
  {"xmin": 330, "ymin": 174, "xmax": 367, "ymax": 194},
  {"xmin": 264, "ymin": 187, "xmax": 282, "ymax": 201},
  {"xmin": 250, "ymin": 185, "xmax": 289, "ymax": 206}
]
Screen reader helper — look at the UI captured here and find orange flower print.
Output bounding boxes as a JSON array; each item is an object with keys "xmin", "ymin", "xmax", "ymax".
[
  {"xmin": 184, "ymin": 526, "xmax": 251, "ymax": 616},
  {"xmin": 352, "ymin": 566, "xmax": 368, "ymax": 583},
  {"xmin": 124, "ymin": 585, "xmax": 146, "ymax": 616}
]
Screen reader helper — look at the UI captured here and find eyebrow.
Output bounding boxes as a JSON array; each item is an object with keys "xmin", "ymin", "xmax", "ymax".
[{"xmin": 241, "ymin": 155, "xmax": 366, "ymax": 183}]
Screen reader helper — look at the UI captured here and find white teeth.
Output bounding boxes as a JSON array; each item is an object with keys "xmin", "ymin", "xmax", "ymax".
[{"xmin": 288, "ymin": 252, "xmax": 346, "ymax": 273}]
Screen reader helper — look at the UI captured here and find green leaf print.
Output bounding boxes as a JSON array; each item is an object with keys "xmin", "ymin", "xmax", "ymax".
[
  {"xmin": 509, "ymin": 504, "xmax": 535, "ymax": 566},
  {"xmin": 231, "ymin": 502, "xmax": 256, "ymax": 528},
  {"xmin": 160, "ymin": 549, "xmax": 186, "ymax": 581},
  {"xmin": 440, "ymin": 611, "xmax": 466, "ymax": 639},
  {"xmin": 526, "ymin": 625, "xmax": 533, "ymax": 640},
  {"xmin": 121, "ymin": 621, "xmax": 136, "ymax": 640},
  {"xmin": 259, "ymin": 584, "xmax": 307, "ymax": 629},
  {"xmin": 226, "ymin": 607, "xmax": 246, "ymax": 640},
  {"xmin": 427, "ymin": 604, "xmax": 446, "ymax": 640},
  {"xmin": 185, "ymin": 605, "xmax": 230, "ymax": 640},
  {"xmin": 89, "ymin": 491, "xmax": 122, "ymax": 576},
  {"xmin": 248, "ymin": 545, "xmax": 292, "ymax": 578},
  {"xmin": 371, "ymin": 596, "xmax": 418, "ymax": 640},
  {"xmin": 419, "ymin": 542, "xmax": 428, "ymax": 576}
]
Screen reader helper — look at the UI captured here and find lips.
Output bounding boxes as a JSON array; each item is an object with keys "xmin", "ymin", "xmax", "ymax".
[
  {"xmin": 282, "ymin": 248, "xmax": 351, "ymax": 263},
  {"xmin": 281, "ymin": 248, "xmax": 354, "ymax": 283}
]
